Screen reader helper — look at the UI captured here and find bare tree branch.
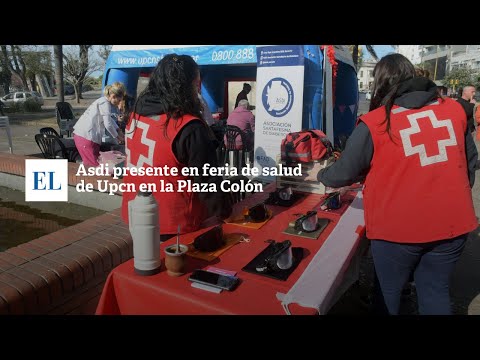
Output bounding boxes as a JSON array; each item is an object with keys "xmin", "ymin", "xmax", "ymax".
[
  {"xmin": 63, "ymin": 46, "xmax": 101, "ymax": 103},
  {"xmin": 97, "ymin": 45, "xmax": 112, "ymax": 63},
  {"xmin": 1, "ymin": 45, "xmax": 29, "ymax": 89}
]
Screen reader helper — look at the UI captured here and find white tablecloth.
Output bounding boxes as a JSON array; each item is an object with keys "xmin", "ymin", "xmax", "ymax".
[{"xmin": 276, "ymin": 192, "xmax": 366, "ymax": 314}]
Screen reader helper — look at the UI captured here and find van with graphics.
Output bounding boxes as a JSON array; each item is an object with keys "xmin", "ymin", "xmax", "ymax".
[{"xmin": 103, "ymin": 45, "xmax": 358, "ymax": 176}]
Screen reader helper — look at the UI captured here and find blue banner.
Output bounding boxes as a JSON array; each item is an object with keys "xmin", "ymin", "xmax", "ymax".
[{"xmin": 106, "ymin": 45, "xmax": 258, "ymax": 69}]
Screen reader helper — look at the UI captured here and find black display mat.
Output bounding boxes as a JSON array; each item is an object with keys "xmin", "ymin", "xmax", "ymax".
[
  {"xmin": 264, "ymin": 192, "xmax": 304, "ymax": 207},
  {"xmin": 242, "ymin": 243, "xmax": 304, "ymax": 281},
  {"xmin": 282, "ymin": 217, "xmax": 331, "ymax": 239}
]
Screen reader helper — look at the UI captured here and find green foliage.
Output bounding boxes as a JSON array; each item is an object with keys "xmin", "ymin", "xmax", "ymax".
[
  {"xmin": 24, "ymin": 50, "xmax": 52, "ymax": 78},
  {"xmin": 4, "ymin": 99, "xmax": 41, "ymax": 113},
  {"xmin": 443, "ymin": 68, "xmax": 479, "ymax": 89},
  {"xmin": 22, "ymin": 98, "xmax": 41, "ymax": 112}
]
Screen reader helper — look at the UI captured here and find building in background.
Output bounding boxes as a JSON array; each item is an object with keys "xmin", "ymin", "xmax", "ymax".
[
  {"xmin": 357, "ymin": 60, "xmax": 376, "ymax": 92},
  {"xmin": 450, "ymin": 45, "xmax": 480, "ymax": 71},
  {"xmin": 418, "ymin": 45, "xmax": 451, "ymax": 83},
  {"xmin": 394, "ymin": 45, "xmax": 422, "ymax": 65}
]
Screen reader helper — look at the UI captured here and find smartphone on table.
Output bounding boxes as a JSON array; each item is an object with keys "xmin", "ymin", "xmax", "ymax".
[{"xmin": 188, "ymin": 270, "xmax": 240, "ymax": 291}]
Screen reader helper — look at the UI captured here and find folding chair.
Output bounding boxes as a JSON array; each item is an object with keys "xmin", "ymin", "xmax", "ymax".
[
  {"xmin": 0, "ymin": 116, "xmax": 13, "ymax": 153},
  {"xmin": 35, "ymin": 133, "xmax": 79, "ymax": 162},
  {"xmin": 55, "ymin": 102, "xmax": 77, "ymax": 137},
  {"xmin": 224, "ymin": 125, "xmax": 249, "ymax": 172},
  {"xmin": 40, "ymin": 127, "xmax": 61, "ymax": 137}
]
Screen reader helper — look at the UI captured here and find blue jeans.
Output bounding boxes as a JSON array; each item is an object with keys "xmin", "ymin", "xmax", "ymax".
[{"xmin": 371, "ymin": 235, "xmax": 467, "ymax": 315}]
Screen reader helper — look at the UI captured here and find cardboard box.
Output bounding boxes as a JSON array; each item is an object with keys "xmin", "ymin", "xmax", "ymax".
[{"xmin": 276, "ymin": 156, "xmax": 335, "ymax": 195}]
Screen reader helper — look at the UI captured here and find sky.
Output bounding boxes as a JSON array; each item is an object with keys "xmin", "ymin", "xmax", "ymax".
[{"xmin": 363, "ymin": 45, "xmax": 395, "ymax": 60}]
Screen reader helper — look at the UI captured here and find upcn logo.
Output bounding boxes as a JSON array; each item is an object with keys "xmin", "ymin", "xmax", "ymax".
[
  {"xmin": 262, "ymin": 77, "xmax": 294, "ymax": 117},
  {"xmin": 25, "ymin": 159, "xmax": 68, "ymax": 202}
]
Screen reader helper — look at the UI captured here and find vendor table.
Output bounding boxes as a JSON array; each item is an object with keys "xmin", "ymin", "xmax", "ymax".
[{"xmin": 96, "ymin": 184, "xmax": 366, "ymax": 315}]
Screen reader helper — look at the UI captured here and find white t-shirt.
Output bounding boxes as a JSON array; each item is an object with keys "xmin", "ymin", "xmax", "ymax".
[{"xmin": 73, "ymin": 96, "xmax": 119, "ymax": 144}]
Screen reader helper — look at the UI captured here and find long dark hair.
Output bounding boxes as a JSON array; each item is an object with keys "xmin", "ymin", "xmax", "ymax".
[
  {"xmin": 368, "ymin": 54, "xmax": 416, "ymax": 138},
  {"xmin": 131, "ymin": 54, "xmax": 203, "ymax": 137}
]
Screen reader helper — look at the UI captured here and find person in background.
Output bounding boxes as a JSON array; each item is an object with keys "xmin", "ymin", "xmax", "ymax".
[
  {"xmin": 234, "ymin": 83, "xmax": 252, "ymax": 109},
  {"xmin": 73, "ymin": 82, "xmax": 125, "ymax": 166},
  {"xmin": 457, "ymin": 85, "xmax": 476, "ymax": 134},
  {"xmin": 121, "ymin": 54, "xmax": 232, "ymax": 242},
  {"xmin": 225, "ymin": 99, "xmax": 255, "ymax": 150},
  {"xmin": 415, "ymin": 67, "xmax": 431, "ymax": 79},
  {"xmin": 305, "ymin": 53, "xmax": 477, "ymax": 315}
]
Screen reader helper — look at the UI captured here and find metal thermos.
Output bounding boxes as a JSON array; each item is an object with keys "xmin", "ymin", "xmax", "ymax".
[{"xmin": 128, "ymin": 191, "xmax": 161, "ymax": 276}]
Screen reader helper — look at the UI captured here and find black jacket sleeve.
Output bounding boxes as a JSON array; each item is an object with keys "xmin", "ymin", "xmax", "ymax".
[
  {"xmin": 465, "ymin": 130, "xmax": 478, "ymax": 188},
  {"xmin": 173, "ymin": 120, "xmax": 232, "ymax": 219},
  {"xmin": 318, "ymin": 121, "xmax": 373, "ymax": 187}
]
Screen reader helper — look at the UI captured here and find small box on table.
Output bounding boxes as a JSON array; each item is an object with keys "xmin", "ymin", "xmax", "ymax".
[{"xmin": 276, "ymin": 156, "xmax": 334, "ymax": 195}]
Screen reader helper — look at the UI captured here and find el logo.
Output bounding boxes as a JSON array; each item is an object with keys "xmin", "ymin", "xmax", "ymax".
[{"xmin": 25, "ymin": 159, "xmax": 68, "ymax": 202}]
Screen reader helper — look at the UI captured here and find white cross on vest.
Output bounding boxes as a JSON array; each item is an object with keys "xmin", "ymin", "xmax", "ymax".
[
  {"xmin": 399, "ymin": 109, "xmax": 457, "ymax": 167},
  {"xmin": 125, "ymin": 120, "xmax": 156, "ymax": 168}
]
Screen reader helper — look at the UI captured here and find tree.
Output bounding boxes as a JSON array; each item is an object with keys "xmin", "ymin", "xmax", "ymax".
[
  {"xmin": 54, "ymin": 45, "xmax": 64, "ymax": 102},
  {"xmin": 23, "ymin": 50, "xmax": 52, "ymax": 93},
  {"xmin": 1, "ymin": 45, "xmax": 29, "ymax": 90},
  {"xmin": 349, "ymin": 45, "xmax": 363, "ymax": 68},
  {"xmin": 77, "ymin": 45, "xmax": 92, "ymax": 99},
  {"xmin": 0, "ymin": 55, "xmax": 11, "ymax": 94},
  {"xmin": 97, "ymin": 45, "xmax": 112, "ymax": 63},
  {"xmin": 442, "ymin": 67, "xmax": 479, "ymax": 94},
  {"xmin": 350, "ymin": 45, "xmax": 378, "ymax": 69},
  {"xmin": 63, "ymin": 46, "xmax": 101, "ymax": 103}
]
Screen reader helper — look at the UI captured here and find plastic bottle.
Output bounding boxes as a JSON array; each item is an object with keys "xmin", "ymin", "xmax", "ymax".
[{"xmin": 128, "ymin": 191, "xmax": 161, "ymax": 276}]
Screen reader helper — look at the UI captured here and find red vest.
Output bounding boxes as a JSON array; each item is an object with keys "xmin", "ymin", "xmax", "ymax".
[
  {"xmin": 359, "ymin": 97, "xmax": 476, "ymax": 243},
  {"xmin": 121, "ymin": 114, "xmax": 207, "ymax": 234}
]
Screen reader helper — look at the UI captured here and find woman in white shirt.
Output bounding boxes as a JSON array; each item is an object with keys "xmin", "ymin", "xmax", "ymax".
[{"xmin": 73, "ymin": 82, "xmax": 126, "ymax": 166}]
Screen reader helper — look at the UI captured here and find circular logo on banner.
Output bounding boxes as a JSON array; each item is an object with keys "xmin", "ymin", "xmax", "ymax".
[{"xmin": 262, "ymin": 77, "xmax": 294, "ymax": 117}]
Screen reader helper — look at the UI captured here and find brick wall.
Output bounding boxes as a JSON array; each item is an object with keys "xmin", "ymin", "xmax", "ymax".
[
  {"xmin": 0, "ymin": 153, "xmax": 124, "ymax": 193},
  {"xmin": 0, "ymin": 153, "xmax": 132, "ymax": 314}
]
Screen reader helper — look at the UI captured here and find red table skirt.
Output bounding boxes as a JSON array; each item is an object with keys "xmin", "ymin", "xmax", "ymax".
[{"xmin": 96, "ymin": 186, "xmax": 360, "ymax": 315}]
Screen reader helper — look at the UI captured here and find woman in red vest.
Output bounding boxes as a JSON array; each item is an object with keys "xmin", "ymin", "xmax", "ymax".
[
  {"xmin": 306, "ymin": 54, "xmax": 478, "ymax": 315},
  {"xmin": 121, "ymin": 54, "xmax": 232, "ymax": 241}
]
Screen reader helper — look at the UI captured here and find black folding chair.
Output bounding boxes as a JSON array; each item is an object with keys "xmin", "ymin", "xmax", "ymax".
[
  {"xmin": 55, "ymin": 101, "xmax": 77, "ymax": 137},
  {"xmin": 224, "ymin": 125, "xmax": 250, "ymax": 172},
  {"xmin": 40, "ymin": 127, "xmax": 61, "ymax": 137},
  {"xmin": 35, "ymin": 133, "xmax": 79, "ymax": 162}
]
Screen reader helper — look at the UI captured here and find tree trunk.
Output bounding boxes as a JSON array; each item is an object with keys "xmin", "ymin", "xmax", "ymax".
[
  {"xmin": 54, "ymin": 45, "xmax": 64, "ymax": 102},
  {"xmin": 0, "ymin": 53, "xmax": 11, "ymax": 94},
  {"xmin": 74, "ymin": 84, "xmax": 81, "ymax": 103},
  {"xmin": 352, "ymin": 45, "xmax": 359, "ymax": 69},
  {"xmin": 78, "ymin": 45, "xmax": 91, "ymax": 100}
]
